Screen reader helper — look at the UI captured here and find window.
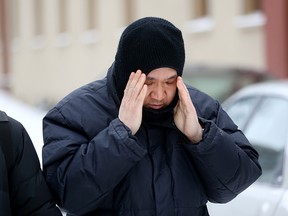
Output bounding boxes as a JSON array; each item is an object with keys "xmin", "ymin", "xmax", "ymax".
[
  {"xmin": 186, "ymin": 0, "xmax": 213, "ymax": 33},
  {"xmin": 57, "ymin": 0, "xmax": 71, "ymax": 47},
  {"xmin": 87, "ymin": 0, "xmax": 98, "ymax": 30},
  {"xmin": 82, "ymin": 0, "xmax": 100, "ymax": 44},
  {"xmin": 235, "ymin": 0, "xmax": 265, "ymax": 28},
  {"xmin": 8, "ymin": 0, "xmax": 20, "ymax": 51},
  {"xmin": 225, "ymin": 95, "xmax": 288, "ymax": 186},
  {"xmin": 193, "ymin": 0, "xmax": 208, "ymax": 19},
  {"xmin": 224, "ymin": 96, "xmax": 260, "ymax": 130},
  {"xmin": 244, "ymin": 97, "xmax": 288, "ymax": 186},
  {"xmin": 59, "ymin": 0, "xmax": 67, "ymax": 33},
  {"xmin": 125, "ymin": 0, "xmax": 135, "ymax": 25},
  {"xmin": 10, "ymin": 0, "xmax": 19, "ymax": 38},
  {"xmin": 32, "ymin": 0, "xmax": 45, "ymax": 49},
  {"xmin": 243, "ymin": 0, "xmax": 261, "ymax": 14},
  {"xmin": 34, "ymin": 0, "xmax": 43, "ymax": 36}
]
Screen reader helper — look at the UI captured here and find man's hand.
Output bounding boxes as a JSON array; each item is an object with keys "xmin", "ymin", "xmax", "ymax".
[
  {"xmin": 119, "ymin": 70, "xmax": 147, "ymax": 135},
  {"xmin": 174, "ymin": 77, "xmax": 203, "ymax": 143}
]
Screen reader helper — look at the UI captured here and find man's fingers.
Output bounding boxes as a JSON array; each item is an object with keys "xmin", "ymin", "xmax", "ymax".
[
  {"xmin": 124, "ymin": 70, "xmax": 146, "ymax": 98},
  {"xmin": 137, "ymin": 84, "xmax": 147, "ymax": 103},
  {"xmin": 119, "ymin": 70, "xmax": 147, "ymax": 135},
  {"xmin": 128, "ymin": 70, "xmax": 143, "ymax": 88},
  {"xmin": 125, "ymin": 72, "xmax": 135, "ymax": 89},
  {"xmin": 177, "ymin": 77, "xmax": 190, "ymax": 102}
]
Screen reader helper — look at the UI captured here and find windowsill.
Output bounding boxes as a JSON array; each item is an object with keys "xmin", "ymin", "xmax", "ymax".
[
  {"xmin": 32, "ymin": 35, "xmax": 45, "ymax": 50},
  {"xmin": 185, "ymin": 16, "xmax": 214, "ymax": 34},
  {"xmin": 56, "ymin": 32, "xmax": 72, "ymax": 47},
  {"xmin": 81, "ymin": 29, "xmax": 101, "ymax": 44},
  {"xmin": 235, "ymin": 11, "xmax": 266, "ymax": 29},
  {"xmin": 10, "ymin": 38, "xmax": 21, "ymax": 53}
]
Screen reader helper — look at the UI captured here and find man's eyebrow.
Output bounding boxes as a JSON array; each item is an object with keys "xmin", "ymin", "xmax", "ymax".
[
  {"xmin": 146, "ymin": 74, "xmax": 177, "ymax": 81},
  {"xmin": 166, "ymin": 75, "xmax": 178, "ymax": 80}
]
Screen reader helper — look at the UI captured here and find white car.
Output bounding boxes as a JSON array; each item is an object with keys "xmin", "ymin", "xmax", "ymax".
[{"xmin": 208, "ymin": 80, "xmax": 288, "ymax": 216}]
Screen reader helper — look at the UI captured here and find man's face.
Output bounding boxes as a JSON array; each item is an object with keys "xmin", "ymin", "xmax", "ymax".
[{"xmin": 143, "ymin": 68, "xmax": 178, "ymax": 110}]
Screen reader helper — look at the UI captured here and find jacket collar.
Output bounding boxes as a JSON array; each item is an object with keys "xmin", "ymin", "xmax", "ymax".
[{"xmin": 107, "ymin": 63, "xmax": 121, "ymax": 108}]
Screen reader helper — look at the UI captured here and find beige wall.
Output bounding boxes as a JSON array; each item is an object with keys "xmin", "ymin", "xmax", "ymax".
[
  {"xmin": 8, "ymin": 0, "xmax": 266, "ymax": 107},
  {"xmin": 184, "ymin": 0, "xmax": 265, "ymax": 67}
]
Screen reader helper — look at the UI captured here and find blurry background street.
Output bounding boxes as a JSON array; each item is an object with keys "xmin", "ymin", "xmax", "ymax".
[
  {"xmin": 1, "ymin": 1, "xmax": 288, "ymax": 215},
  {"xmin": 1, "ymin": 0, "xmax": 287, "ymax": 108}
]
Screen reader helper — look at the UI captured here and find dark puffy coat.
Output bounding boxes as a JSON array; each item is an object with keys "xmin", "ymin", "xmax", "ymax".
[
  {"xmin": 42, "ymin": 65, "xmax": 262, "ymax": 216},
  {"xmin": 0, "ymin": 112, "xmax": 62, "ymax": 216}
]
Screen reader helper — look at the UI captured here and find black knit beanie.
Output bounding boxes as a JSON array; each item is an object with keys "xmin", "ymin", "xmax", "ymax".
[{"xmin": 113, "ymin": 17, "xmax": 185, "ymax": 100}]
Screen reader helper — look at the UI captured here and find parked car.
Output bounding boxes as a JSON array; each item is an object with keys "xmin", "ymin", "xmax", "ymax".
[
  {"xmin": 207, "ymin": 80, "xmax": 288, "ymax": 216},
  {"xmin": 182, "ymin": 64, "xmax": 273, "ymax": 102}
]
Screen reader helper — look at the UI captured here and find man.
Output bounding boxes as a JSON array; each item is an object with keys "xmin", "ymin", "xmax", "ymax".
[
  {"xmin": 0, "ymin": 110, "xmax": 62, "ymax": 216},
  {"xmin": 42, "ymin": 17, "xmax": 262, "ymax": 216}
]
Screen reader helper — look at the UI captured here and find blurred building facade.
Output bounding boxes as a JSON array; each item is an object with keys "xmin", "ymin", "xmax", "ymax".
[{"xmin": 0, "ymin": 0, "xmax": 287, "ymax": 107}]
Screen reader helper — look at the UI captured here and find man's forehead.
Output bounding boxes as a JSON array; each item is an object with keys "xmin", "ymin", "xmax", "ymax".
[{"xmin": 146, "ymin": 68, "xmax": 177, "ymax": 80}]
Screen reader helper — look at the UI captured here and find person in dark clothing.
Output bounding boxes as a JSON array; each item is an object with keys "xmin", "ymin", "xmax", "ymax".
[
  {"xmin": 0, "ymin": 110, "xmax": 62, "ymax": 216},
  {"xmin": 42, "ymin": 17, "xmax": 262, "ymax": 216}
]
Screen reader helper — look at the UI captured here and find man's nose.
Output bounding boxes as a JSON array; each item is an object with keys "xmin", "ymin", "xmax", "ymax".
[{"xmin": 151, "ymin": 85, "xmax": 165, "ymax": 101}]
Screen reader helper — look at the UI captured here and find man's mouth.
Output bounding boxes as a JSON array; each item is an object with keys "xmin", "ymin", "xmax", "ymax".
[{"xmin": 148, "ymin": 104, "xmax": 164, "ymax": 109}]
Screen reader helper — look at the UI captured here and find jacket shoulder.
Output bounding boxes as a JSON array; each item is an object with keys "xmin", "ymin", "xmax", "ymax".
[
  {"xmin": 54, "ymin": 78, "xmax": 109, "ymax": 109},
  {"xmin": 0, "ymin": 111, "xmax": 24, "ymax": 132},
  {"xmin": 44, "ymin": 77, "xmax": 116, "ymax": 132},
  {"xmin": 0, "ymin": 111, "xmax": 8, "ymax": 122}
]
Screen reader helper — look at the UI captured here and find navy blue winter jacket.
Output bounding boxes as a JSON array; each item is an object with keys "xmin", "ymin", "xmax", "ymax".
[
  {"xmin": 42, "ymin": 65, "xmax": 261, "ymax": 215},
  {"xmin": 0, "ymin": 112, "xmax": 62, "ymax": 216}
]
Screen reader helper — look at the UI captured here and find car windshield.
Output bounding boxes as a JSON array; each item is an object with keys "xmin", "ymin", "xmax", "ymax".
[{"xmin": 225, "ymin": 95, "xmax": 288, "ymax": 186}]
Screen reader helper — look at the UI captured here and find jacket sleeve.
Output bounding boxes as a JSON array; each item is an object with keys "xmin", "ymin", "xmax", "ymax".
[
  {"xmin": 8, "ymin": 117, "xmax": 62, "ymax": 216},
  {"xmin": 183, "ymin": 99, "xmax": 262, "ymax": 203},
  {"xmin": 0, "ymin": 148, "xmax": 12, "ymax": 215},
  {"xmin": 42, "ymin": 107, "xmax": 147, "ymax": 214}
]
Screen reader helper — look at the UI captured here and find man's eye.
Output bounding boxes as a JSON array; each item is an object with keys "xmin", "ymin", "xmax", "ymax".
[{"xmin": 166, "ymin": 80, "xmax": 176, "ymax": 85}]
